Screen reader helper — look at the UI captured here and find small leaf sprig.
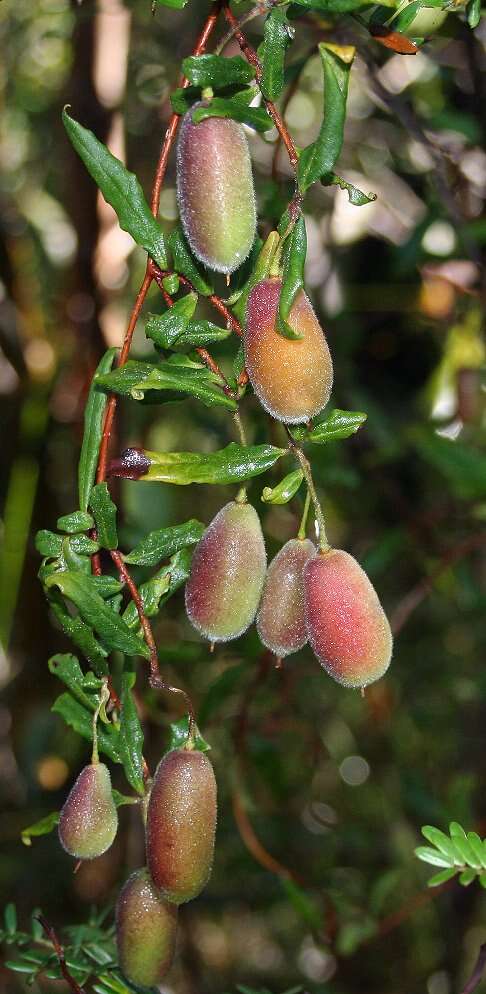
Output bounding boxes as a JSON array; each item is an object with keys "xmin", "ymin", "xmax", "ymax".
[{"xmin": 415, "ymin": 822, "xmax": 486, "ymax": 888}]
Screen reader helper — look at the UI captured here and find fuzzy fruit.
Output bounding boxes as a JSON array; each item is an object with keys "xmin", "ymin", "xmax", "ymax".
[
  {"xmin": 257, "ymin": 538, "xmax": 315, "ymax": 657},
  {"xmin": 58, "ymin": 763, "xmax": 117, "ymax": 860},
  {"xmin": 185, "ymin": 500, "xmax": 266, "ymax": 642},
  {"xmin": 146, "ymin": 748, "xmax": 217, "ymax": 904},
  {"xmin": 304, "ymin": 550, "xmax": 393, "ymax": 688},
  {"xmin": 176, "ymin": 104, "xmax": 256, "ymax": 274},
  {"xmin": 244, "ymin": 278, "xmax": 333, "ymax": 423},
  {"xmin": 116, "ymin": 868, "xmax": 178, "ymax": 988}
]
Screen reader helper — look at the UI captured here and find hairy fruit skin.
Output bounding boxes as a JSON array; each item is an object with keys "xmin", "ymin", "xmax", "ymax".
[
  {"xmin": 176, "ymin": 105, "xmax": 256, "ymax": 274},
  {"xmin": 185, "ymin": 501, "xmax": 266, "ymax": 642},
  {"xmin": 244, "ymin": 278, "xmax": 333, "ymax": 423},
  {"xmin": 304, "ymin": 550, "xmax": 393, "ymax": 688},
  {"xmin": 257, "ymin": 538, "xmax": 315, "ymax": 657},
  {"xmin": 116, "ymin": 868, "xmax": 178, "ymax": 988},
  {"xmin": 58, "ymin": 763, "xmax": 117, "ymax": 860},
  {"xmin": 146, "ymin": 748, "xmax": 217, "ymax": 904}
]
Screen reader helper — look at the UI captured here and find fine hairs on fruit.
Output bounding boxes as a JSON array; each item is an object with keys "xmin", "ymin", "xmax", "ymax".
[
  {"xmin": 257, "ymin": 538, "xmax": 316, "ymax": 657},
  {"xmin": 304, "ymin": 549, "xmax": 393, "ymax": 689},
  {"xmin": 116, "ymin": 868, "xmax": 178, "ymax": 989},
  {"xmin": 146, "ymin": 748, "xmax": 217, "ymax": 904},
  {"xmin": 185, "ymin": 500, "xmax": 267, "ymax": 643},
  {"xmin": 176, "ymin": 104, "xmax": 256, "ymax": 275},
  {"xmin": 244, "ymin": 278, "xmax": 333, "ymax": 424},
  {"xmin": 58, "ymin": 763, "xmax": 118, "ymax": 860}
]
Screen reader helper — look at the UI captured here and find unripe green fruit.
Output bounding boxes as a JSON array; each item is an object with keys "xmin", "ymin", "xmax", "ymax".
[
  {"xmin": 58, "ymin": 763, "xmax": 117, "ymax": 860},
  {"xmin": 257, "ymin": 538, "xmax": 315, "ymax": 657},
  {"xmin": 146, "ymin": 748, "xmax": 217, "ymax": 904},
  {"xmin": 400, "ymin": 4, "xmax": 447, "ymax": 36},
  {"xmin": 185, "ymin": 500, "xmax": 266, "ymax": 642},
  {"xmin": 304, "ymin": 550, "xmax": 393, "ymax": 688},
  {"xmin": 244, "ymin": 278, "xmax": 333, "ymax": 424},
  {"xmin": 116, "ymin": 868, "xmax": 178, "ymax": 989},
  {"xmin": 176, "ymin": 104, "xmax": 256, "ymax": 274}
]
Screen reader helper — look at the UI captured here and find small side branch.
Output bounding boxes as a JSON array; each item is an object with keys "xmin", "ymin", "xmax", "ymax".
[
  {"xmin": 36, "ymin": 916, "xmax": 86, "ymax": 994},
  {"xmin": 460, "ymin": 943, "xmax": 486, "ymax": 994}
]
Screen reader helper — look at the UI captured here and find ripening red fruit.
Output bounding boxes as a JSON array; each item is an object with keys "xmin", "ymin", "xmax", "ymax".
[
  {"xmin": 58, "ymin": 763, "xmax": 117, "ymax": 860},
  {"xmin": 176, "ymin": 104, "xmax": 256, "ymax": 274},
  {"xmin": 116, "ymin": 868, "xmax": 178, "ymax": 989},
  {"xmin": 244, "ymin": 278, "xmax": 333, "ymax": 423},
  {"xmin": 185, "ymin": 500, "xmax": 266, "ymax": 643},
  {"xmin": 304, "ymin": 550, "xmax": 393, "ymax": 688},
  {"xmin": 257, "ymin": 538, "xmax": 315, "ymax": 657},
  {"xmin": 146, "ymin": 748, "xmax": 217, "ymax": 904}
]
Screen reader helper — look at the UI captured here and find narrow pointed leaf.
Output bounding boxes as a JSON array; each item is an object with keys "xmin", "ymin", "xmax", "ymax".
[
  {"xmin": 192, "ymin": 97, "xmax": 273, "ymax": 132},
  {"xmin": 89, "ymin": 483, "xmax": 118, "ymax": 550},
  {"xmin": 168, "ymin": 226, "xmax": 213, "ymax": 296},
  {"xmin": 291, "ymin": 408, "xmax": 367, "ymax": 444},
  {"xmin": 145, "ymin": 293, "xmax": 198, "ymax": 349},
  {"xmin": 97, "ymin": 359, "xmax": 237, "ymax": 411},
  {"xmin": 467, "ymin": 833, "xmax": 486, "ymax": 870},
  {"xmin": 182, "ymin": 54, "xmax": 255, "ymax": 89},
  {"xmin": 125, "ymin": 518, "xmax": 204, "ymax": 566},
  {"xmin": 78, "ymin": 348, "xmax": 118, "ymax": 511},
  {"xmin": 21, "ymin": 811, "xmax": 60, "ymax": 847},
  {"xmin": 52, "ymin": 694, "xmax": 122, "ymax": 762},
  {"xmin": 414, "ymin": 846, "xmax": 454, "ymax": 868},
  {"xmin": 421, "ymin": 826, "xmax": 462, "ymax": 863},
  {"xmin": 119, "ymin": 672, "xmax": 145, "ymax": 795},
  {"xmin": 427, "ymin": 867, "xmax": 457, "ymax": 887},
  {"xmin": 172, "ymin": 319, "xmax": 231, "ymax": 350},
  {"xmin": 278, "ymin": 215, "xmax": 307, "ymax": 339},
  {"xmin": 323, "ymin": 172, "xmax": 377, "ymax": 206},
  {"xmin": 49, "ymin": 599, "xmax": 109, "ymax": 676},
  {"xmin": 260, "ymin": 8, "xmax": 293, "ymax": 101},
  {"xmin": 48, "ymin": 653, "xmax": 103, "ymax": 710},
  {"xmin": 45, "ymin": 572, "xmax": 150, "ymax": 658},
  {"xmin": 122, "ymin": 548, "xmax": 192, "ymax": 629},
  {"xmin": 459, "ymin": 868, "xmax": 477, "ymax": 886},
  {"xmin": 140, "ymin": 442, "xmax": 285, "ymax": 485},
  {"xmin": 261, "ymin": 469, "xmax": 304, "ymax": 504},
  {"xmin": 298, "ymin": 44, "xmax": 355, "ymax": 192}
]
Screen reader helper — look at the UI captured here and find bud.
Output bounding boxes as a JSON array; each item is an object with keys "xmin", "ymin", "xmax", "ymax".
[
  {"xmin": 58, "ymin": 763, "xmax": 117, "ymax": 860},
  {"xmin": 116, "ymin": 868, "xmax": 178, "ymax": 988},
  {"xmin": 257, "ymin": 538, "xmax": 315, "ymax": 657}
]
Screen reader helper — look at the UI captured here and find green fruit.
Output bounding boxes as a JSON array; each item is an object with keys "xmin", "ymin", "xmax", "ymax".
[
  {"xmin": 257, "ymin": 538, "xmax": 315, "ymax": 657},
  {"xmin": 304, "ymin": 550, "xmax": 393, "ymax": 689},
  {"xmin": 146, "ymin": 748, "xmax": 217, "ymax": 904},
  {"xmin": 116, "ymin": 868, "xmax": 178, "ymax": 989},
  {"xmin": 58, "ymin": 763, "xmax": 117, "ymax": 860},
  {"xmin": 176, "ymin": 103, "xmax": 256, "ymax": 274},
  {"xmin": 185, "ymin": 500, "xmax": 266, "ymax": 642}
]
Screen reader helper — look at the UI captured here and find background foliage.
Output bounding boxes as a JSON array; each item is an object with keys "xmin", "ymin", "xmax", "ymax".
[{"xmin": 0, "ymin": 1, "xmax": 485, "ymax": 992}]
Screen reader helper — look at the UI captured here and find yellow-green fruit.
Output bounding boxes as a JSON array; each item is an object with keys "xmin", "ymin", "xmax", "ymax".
[
  {"xmin": 257, "ymin": 538, "xmax": 315, "ymax": 657},
  {"xmin": 400, "ymin": 3, "xmax": 447, "ymax": 35},
  {"xmin": 304, "ymin": 550, "xmax": 393, "ymax": 689},
  {"xmin": 244, "ymin": 278, "xmax": 333, "ymax": 423},
  {"xmin": 176, "ymin": 103, "xmax": 256, "ymax": 274},
  {"xmin": 146, "ymin": 748, "xmax": 217, "ymax": 904},
  {"xmin": 58, "ymin": 763, "xmax": 117, "ymax": 860},
  {"xmin": 116, "ymin": 868, "xmax": 178, "ymax": 989}
]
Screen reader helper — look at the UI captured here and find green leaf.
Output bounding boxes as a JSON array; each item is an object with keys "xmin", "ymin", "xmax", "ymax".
[
  {"xmin": 167, "ymin": 715, "xmax": 210, "ymax": 753},
  {"xmin": 52, "ymin": 694, "xmax": 122, "ymax": 762},
  {"xmin": 97, "ymin": 359, "xmax": 237, "ymax": 411},
  {"xmin": 291, "ymin": 0, "xmax": 394, "ymax": 11},
  {"xmin": 21, "ymin": 811, "xmax": 60, "ymax": 847},
  {"xmin": 298, "ymin": 44, "xmax": 355, "ymax": 193},
  {"xmin": 89, "ymin": 483, "xmax": 118, "ymax": 550},
  {"xmin": 119, "ymin": 673, "xmax": 145, "ymax": 795},
  {"xmin": 145, "ymin": 293, "xmax": 198, "ymax": 349},
  {"xmin": 162, "ymin": 273, "xmax": 180, "ymax": 295},
  {"xmin": 278, "ymin": 215, "xmax": 307, "ymax": 340},
  {"xmin": 231, "ymin": 231, "xmax": 281, "ymax": 326},
  {"xmin": 35, "ymin": 530, "xmax": 63, "ymax": 558},
  {"xmin": 427, "ymin": 867, "xmax": 457, "ymax": 887},
  {"xmin": 172, "ymin": 319, "xmax": 231, "ymax": 350},
  {"xmin": 467, "ymin": 832, "xmax": 486, "ymax": 870},
  {"xmin": 45, "ymin": 572, "xmax": 150, "ymax": 659},
  {"xmin": 122, "ymin": 549, "xmax": 192, "ymax": 629},
  {"xmin": 291, "ymin": 408, "xmax": 367, "ymax": 443},
  {"xmin": 170, "ymin": 85, "xmax": 203, "ymax": 115},
  {"xmin": 261, "ymin": 469, "xmax": 304, "ymax": 504},
  {"xmin": 78, "ymin": 348, "xmax": 118, "ymax": 512},
  {"xmin": 413, "ymin": 432, "xmax": 486, "ymax": 501},
  {"xmin": 69, "ymin": 534, "xmax": 100, "ymax": 555},
  {"xmin": 125, "ymin": 518, "xmax": 204, "ymax": 567},
  {"xmin": 466, "ymin": 0, "xmax": 481, "ymax": 28},
  {"xmin": 459, "ymin": 868, "xmax": 477, "ymax": 886},
  {"xmin": 49, "ymin": 600, "xmax": 109, "ymax": 677},
  {"xmin": 57, "ymin": 511, "xmax": 95, "ymax": 534},
  {"xmin": 414, "ymin": 846, "xmax": 454, "ymax": 868},
  {"xmin": 168, "ymin": 226, "xmax": 213, "ymax": 296},
  {"xmin": 260, "ymin": 8, "xmax": 293, "ymax": 101},
  {"xmin": 448, "ymin": 825, "xmax": 481, "ymax": 868},
  {"xmin": 142, "ymin": 442, "xmax": 285, "ymax": 485},
  {"xmin": 281, "ymin": 878, "xmax": 322, "ymax": 930},
  {"xmin": 323, "ymin": 172, "xmax": 377, "ymax": 206},
  {"xmin": 156, "ymin": 0, "xmax": 188, "ymax": 7},
  {"xmin": 4, "ymin": 905, "xmax": 17, "ymax": 935},
  {"xmin": 192, "ymin": 98, "xmax": 273, "ymax": 133},
  {"xmin": 111, "ymin": 789, "xmax": 140, "ymax": 808},
  {"xmin": 63, "ymin": 110, "xmax": 167, "ymax": 268},
  {"xmin": 421, "ymin": 826, "xmax": 461, "ymax": 863},
  {"xmin": 48, "ymin": 654, "xmax": 103, "ymax": 709},
  {"xmin": 182, "ymin": 54, "xmax": 255, "ymax": 89}
]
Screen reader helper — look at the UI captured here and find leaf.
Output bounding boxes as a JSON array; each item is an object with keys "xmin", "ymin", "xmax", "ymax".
[
  {"xmin": 198, "ymin": 662, "xmax": 246, "ymax": 725},
  {"xmin": 182, "ymin": 54, "xmax": 255, "ymax": 89},
  {"xmin": 467, "ymin": 832, "xmax": 486, "ymax": 870},
  {"xmin": 49, "ymin": 600, "xmax": 109, "ymax": 677},
  {"xmin": 162, "ymin": 273, "xmax": 180, "ymax": 295},
  {"xmin": 78, "ymin": 348, "xmax": 118, "ymax": 512},
  {"xmin": 414, "ymin": 846, "xmax": 454, "ymax": 868},
  {"xmin": 278, "ymin": 216, "xmax": 307, "ymax": 340},
  {"xmin": 421, "ymin": 826, "xmax": 461, "ymax": 863},
  {"xmin": 97, "ymin": 359, "xmax": 237, "ymax": 411},
  {"xmin": 119, "ymin": 673, "xmax": 145, "ymax": 795},
  {"xmin": 298, "ymin": 44, "xmax": 355, "ymax": 192},
  {"xmin": 63, "ymin": 110, "xmax": 167, "ymax": 268},
  {"xmin": 459, "ymin": 868, "xmax": 477, "ymax": 886},
  {"xmin": 448, "ymin": 824, "xmax": 481, "ymax": 868},
  {"xmin": 167, "ymin": 715, "xmax": 211, "ymax": 753},
  {"xmin": 466, "ymin": 0, "xmax": 481, "ymax": 28},
  {"xmin": 323, "ymin": 172, "xmax": 377, "ymax": 206},
  {"xmin": 4, "ymin": 905, "xmax": 17, "ymax": 935},
  {"xmin": 57, "ymin": 511, "xmax": 95, "ymax": 534},
  {"xmin": 413, "ymin": 431, "xmax": 486, "ymax": 501},
  {"xmin": 231, "ymin": 231, "xmax": 281, "ymax": 326},
  {"xmin": 69, "ymin": 534, "xmax": 100, "ymax": 555},
  {"xmin": 291, "ymin": 408, "xmax": 367, "ymax": 443},
  {"xmin": 156, "ymin": 0, "xmax": 188, "ymax": 7},
  {"xmin": 125, "ymin": 518, "xmax": 204, "ymax": 567},
  {"xmin": 122, "ymin": 548, "xmax": 192, "ymax": 629},
  {"xmin": 168, "ymin": 225, "xmax": 213, "ymax": 296},
  {"xmin": 172, "ymin": 319, "xmax": 231, "ymax": 350},
  {"xmin": 45, "ymin": 572, "xmax": 150, "ymax": 659},
  {"xmin": 89, "ymin": 483, "xmax": 118, "ymax": 550},
  {"xmin": 192, "ymin": 98, "xmax": 273, "ymax": 133},
  {"xmin": 21, "ymin": 811, "xmax": 60, "ymax": 847},
  {"xmin": 48, "ymin": 654, "xmax": 103, "ymax": 710},
  {"xmin": 291, "ymin": 0, "xmax": 395, "ymax": 10},
  {"xmin": 145, "ymin": 293, "xmax": 198, "ymax": 349},
  {"xmin": 111, "ymin": 789, "xmax": 140, "ymax": 808},
  {"xmin": 427, "ymin": 867, "xmax": 457, "ymax": 887},
  {"xmin": 142, "ymin": 442, "xmax": 285, "ymax": 485},
  {"xmin": 262, "ymin": 469, "xmax": 304, "ymax": 504},
  {"xmin": 281, "ymin": 878, "xmax": 322, "ymax": 930},
  {"xmin": 35, "ymin": 530, "xmax": 63, "ymax": 558},
  {"xmin": 260, "ymin": 8, "xmax": 293, "ymax": 101},
  {"xmin": 52, "ymin": 694, "xmax": 122, "ymax": 762}
]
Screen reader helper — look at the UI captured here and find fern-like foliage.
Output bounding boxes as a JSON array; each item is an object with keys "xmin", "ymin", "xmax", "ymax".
[{"xmin": 415, "ymin": 822, "xmax": 486, "ymax": 888}]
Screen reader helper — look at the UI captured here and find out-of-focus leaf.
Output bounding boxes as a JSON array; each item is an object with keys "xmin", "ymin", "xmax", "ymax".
[
  {"xmin": 52, "ymin": 695, "xmax": 122, "ymax": 762},
  {"xmin": 122, "ymin": 549, "xmax": 193, "ymax": 629},
  {"xmin": 281, "ymin": 878, "xmax": 322, "ymax": 929},
  {"xmin": 125, "ymin": 518, "xmax": 204, "ymax": 566},
  {"xmin": 167, "ymin": 715, "xmax": 211, "ymax": 753},
  {"xmin": 421, "ymin": 825, "xmax": 461, "ymax": 862},
  {"xmin": 290, "ymin": 0, "xmax": 394, "ymax": 10},
  {"xmin": 89, "ymin": 483, "xmax": 118, "ymax": 550},
  {"xmin": 413, "ymin": 431, "xmax": 486, "ymax": 501},
  {"xmin": 466, "ymin": 0, "xmax": 481, "ymax": 28},
  {"xmin": 63, "ymin": 110, "xmax": 167, "ymax": 268},
  {"xmin": 427, "ymin": 867, "xmax": 457, "ymax": 887},
  {"xmin": 323, "ymin": 172, "xmax": 377, "ymax": 205},
  {"xmin": 198, "ymin": 662, "xmax": 246, "ymax": 725},
  {"xmin": 21, "ymin": 811, "xmax": 60, "ymax": 847},
  {"xmin": 57, "ymin": 511, "xmax": 95, "ymax": 534},
  {"xmin": 119, "ymin": 673, "xmax": 145, "ymax": 795},
  {"xmin": 414, "ymin": 846, "xmax": 454, "ymax": 867},
  {"xmin": 298, "ymin": 44, "xmax": 355, "ymax": 192},
  {"xmin": 261, "ymin": 469, "xmax": 304, "ymax": 504},
  {"xmin": 4, "ymin": 905, "xmax": 17, "ymax": 935},
  {"xmin": 192, "ymin": 97, "xmax": 273, "ymax": 132},
  {"xmin": 156, "ymin": 0, "xmax": 188, "ymax": 7},
  {"xmin": 182, "ymin": 54, "xmax": 255, "ymax": 89},
  {"xmin": 145, "ymin": 293, "xmax": 198, "ymax": 348},
  {"xmin": 78, "ymin": 348, "xmax": 117, "ymax": 512},
  {"xmin": 260, "ymin": 8, "xmax": 293, "ymax": 101},
  {"xmin": 141, "ymin": 442, "xmax": 285, "ymax": 485},
  {"xmin": 278, "ymin": 216, "xmax": 307, "ymax": 339},
  {"xmin": 168, "ymin": 226, "xmax": 213, "ymax": 296}
]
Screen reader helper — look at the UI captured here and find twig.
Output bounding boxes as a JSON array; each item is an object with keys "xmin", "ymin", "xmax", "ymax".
[
  {"xmin": 286, "ymin": 431, "xmax": 329, "ymax": 552},
  {"xmin": 36, "ymin": 916, "xmax": 86, "ymax": 994},
  {"xmin": 460, "ymin": 943, "xmax": 486, "ymax": 994},
  {"xmin": 152, "ymin": 265, "xmax": 243, "ymax": 337},
  {"xmin": 232, "ymin": 789, "xmax": 305, "ymax": 883}
]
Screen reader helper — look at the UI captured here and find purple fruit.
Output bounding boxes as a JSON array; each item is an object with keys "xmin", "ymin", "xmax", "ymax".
[
  {"xmin": 257, "ymin": 538, "xmax": 316, "ymax": 657},
  {"xmin": 185, "ymin": 500, "xmax": 266, "ymax": 642},
  {"xmin": 116, "ymin": 868, "xmax": 178, "ymax": 988},
  {"xmin": 176, "ymin": 103, "xmax": 256, "ymax": 274},
  {"xmin": 146, "ymin": 748, "xmax": 217, "ymax": 904},
  {"xmin": 58, "ymin": 763, "xmax": 117, "ymax": 860}
]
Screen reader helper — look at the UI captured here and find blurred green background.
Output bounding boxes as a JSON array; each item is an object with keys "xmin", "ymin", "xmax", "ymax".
[{"xmin": 0, "ymin": 1, "xmax": 485, "ymax": 992}]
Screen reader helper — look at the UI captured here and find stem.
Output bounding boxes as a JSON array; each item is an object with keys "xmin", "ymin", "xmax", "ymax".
[
  {"xmin": 91, "ymin": 678, "xmax": 109, "ymax": 765},
  {"xmin": 36, "ymin": 917, "xmax": 86, "ymax": 994},
  {"xmin": 287, "ymin": 433, "xmax": 329, "ymax": 551},
  {"xmin": 234, "ymin": 410, "xmax": 248, "ymax": 447},
  {"xmin": 297, "ymin": 487, "xmax": 311, "ymax": 541},
  {"xmin": 460, "ymin": 943, "xmax": 486, "ymax": 994}
]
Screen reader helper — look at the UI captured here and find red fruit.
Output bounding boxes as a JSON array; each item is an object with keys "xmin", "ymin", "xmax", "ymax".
[
  {"xmin": 257, "ymin": 538, "xmax": 315, "ymax": 657},
  {"xmin": 304, "ymin": 550, "xmax": 393, "ymax": 688}
]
